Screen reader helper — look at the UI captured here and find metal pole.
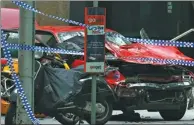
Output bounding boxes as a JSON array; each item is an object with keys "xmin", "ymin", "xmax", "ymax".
[
  {"xmin": 170, "ymin": 28, "xmax": 194, "ymax": 41},
  {"xmin": 93, "ymin": 1, "xmax": 98, "ymax": 7},
  {"xmin": 90, "ymin": 2, "xmax": 98, "ymax": 125},
  {"xmin": 16, "ymin": 1, "xmax": 35, "ymax": 124},
  {"xmin": 91, "ymin": 75, "xmax": 97, "ymax": 125}
]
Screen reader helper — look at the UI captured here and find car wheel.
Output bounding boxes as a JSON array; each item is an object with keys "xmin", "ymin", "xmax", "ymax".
[
  {"xmin": 159, "ymin": 92, "xmax": 187, "ymax": 121},
  {"xmin": 55, "ymin": 113, "xmax": 79, "ymax": 125},
  {"xmin": 85, "ymin": 100, "xmax": 113, "ymax": 125}
]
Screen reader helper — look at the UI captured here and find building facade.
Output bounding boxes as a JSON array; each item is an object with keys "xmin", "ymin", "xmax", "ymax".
[{"xmin": 1, "ymin": 1, "xmax": 70, "ymax": 26}]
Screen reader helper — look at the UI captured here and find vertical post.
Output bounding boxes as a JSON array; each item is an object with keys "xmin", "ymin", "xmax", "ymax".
[
  {"xmin": 16, "ymin": 1, "xmax": 35, "ymax": 124},
  {"xmin": 93, "ymin": 1, "xmax": 98, "ymax": 7},
  {"xmin": 91, "ymin": 4, "xmax": 99, "ymax": 122},
  {"xmin": 0, "ymin": 2, "xmax": 2, "ymax": 122},
  {"xmin": 84, "ymin": 7, "xmax": 106, "ymax": 125},
  {"xmin": 91, "ymin": 75, "xmax": 97, "ymax": 125}
]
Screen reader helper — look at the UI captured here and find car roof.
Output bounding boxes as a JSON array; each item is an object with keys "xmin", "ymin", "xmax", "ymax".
[{"xmin": 37, "ymin": 26, "xmax": 114, "ymax": 35}]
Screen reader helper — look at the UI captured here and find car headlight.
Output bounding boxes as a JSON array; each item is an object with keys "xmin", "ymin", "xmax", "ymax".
[
  {"xmin": 34, "ymin": 51, "xmax": 44, "ymax": 59},
  {"xmin": 105, "ymin": 53, "xmax": 118, "ymax": 60}
]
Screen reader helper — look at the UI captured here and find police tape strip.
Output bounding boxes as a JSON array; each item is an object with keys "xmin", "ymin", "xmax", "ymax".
[
  {"xmin": 123, "ymin": 57, "xmax": 194, "ymax": 67},
  {"xmin": 4, "ymin": 41, "xmax": 194, "ymax": 67},
  {"xmin": 12, "ymin": 0, "xmax": 194, "ymax": 48},
  {"xmin": 1, "ymin": 30, "xmax": 40, "ymax": 125},
  {"xmin": 6, "ymin": 43, "xmax": 84, "ymax": 55}
]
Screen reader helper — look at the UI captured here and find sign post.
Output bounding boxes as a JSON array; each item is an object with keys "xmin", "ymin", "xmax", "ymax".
[{"xmin": 84, "ymin": 7, "xmax": 106, "ymax": 124}]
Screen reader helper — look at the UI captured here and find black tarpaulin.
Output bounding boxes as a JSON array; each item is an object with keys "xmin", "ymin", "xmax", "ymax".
[{"xmin": 34, "ymin": 65, "xmax": 85, "ymax": 113}]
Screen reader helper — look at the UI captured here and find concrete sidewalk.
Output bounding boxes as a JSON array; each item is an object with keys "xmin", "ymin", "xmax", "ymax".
[{"xmin": 1, "ymin": 110, "xmax": 194, "ymax": 124}]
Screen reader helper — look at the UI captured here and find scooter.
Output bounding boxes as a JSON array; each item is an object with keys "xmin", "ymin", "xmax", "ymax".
[
  {"xmin": 4, "ymin": 51, "xmax": 116, "ymax": 125},
  {"xmin": 1, "ymin": 47, "xmax": 70, "ymax": 117}
]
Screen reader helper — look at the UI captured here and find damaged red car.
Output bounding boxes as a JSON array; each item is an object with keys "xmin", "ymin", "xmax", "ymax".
[
  {"xmin": 1, "ymin": 7, "xmax": 194, "ymax": 122},
  {"xmin": 33, "ymin": 26, "xmax": 194, "ymax": 121}
]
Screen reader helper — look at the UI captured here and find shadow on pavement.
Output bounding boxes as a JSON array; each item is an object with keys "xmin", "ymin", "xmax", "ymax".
[
  {"xmin": 110, "ymin": 114, "xmax": 194, "ymax": 123},
  {"xmin": 110, "ymin": 114, "xmax": 142, "ymax": 122}
]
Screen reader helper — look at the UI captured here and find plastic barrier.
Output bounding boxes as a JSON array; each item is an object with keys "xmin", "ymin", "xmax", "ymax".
[{"xmin": 1, "ymin": 1, "xmax": 194, "ymax": 125}]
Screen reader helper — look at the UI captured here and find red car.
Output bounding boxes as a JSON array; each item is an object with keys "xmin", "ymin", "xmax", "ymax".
[
  {"xmin": 4, "ymin": 26, "xmax": 194, "ymax": 121},
  {"xmin": 34, "ymin": 25, "xmax": 194, "ymax": 66},
  {"xmin": 2, "ymin": 8, "xmax": 194, "ymax": 121}
]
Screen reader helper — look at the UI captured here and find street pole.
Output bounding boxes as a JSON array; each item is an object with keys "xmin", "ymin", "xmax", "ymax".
[
  {"xmin": 16, "ymin": 1, "xmax": 35, "ymax": 124},
  {"xmin": 93, "ymin": 1, "xmax": 98, "ymax": 7},
  {"xmin": 91, "ymin": 2, "xmax": 98, "ymax": 125},
  {"xmin": 85, "ymin": 4, "xmax": 105, "ymax": 125},
  {"xmin": 91, "ymin": 74, "xmax": 97, "ymax": 125}
]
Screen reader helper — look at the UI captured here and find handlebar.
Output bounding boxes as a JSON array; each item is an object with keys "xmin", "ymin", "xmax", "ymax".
[
  {"xmin": 41, "ymin": 54, "xmax": 66, "ymax": 68},
  {"xmin": 104, "ymin": 66, "xmax": 119, "ymax": 75}
]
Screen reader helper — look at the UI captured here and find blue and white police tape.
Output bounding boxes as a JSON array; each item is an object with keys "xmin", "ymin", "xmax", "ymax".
[
  {"xmin": 12, "ymin": 0, "xmax": 194, "ymax": 48},
  {"xmin": 1, "ymin": 30, "xmax": 40, "ymax": 125},
  {"xmin": 5, "ymin": 43, "xmax": 84, "ymax": 55},
  {"xmin": 124, "ymin": 57, "xmax": 194, "ymax": 67},
  {"xmin": 3, "ymin": 39, "xmax": 194, "ymax": 67}
]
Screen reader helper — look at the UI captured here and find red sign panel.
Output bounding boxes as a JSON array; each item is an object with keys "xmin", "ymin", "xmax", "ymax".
[{"xmin": 84, "ymin": 7, "xmax": 106, "ymax": 73}]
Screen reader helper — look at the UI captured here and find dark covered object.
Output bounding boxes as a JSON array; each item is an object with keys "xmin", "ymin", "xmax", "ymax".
[{"xmin": 34, "ymin": 64, "xmax": 86, "ymax": 113}]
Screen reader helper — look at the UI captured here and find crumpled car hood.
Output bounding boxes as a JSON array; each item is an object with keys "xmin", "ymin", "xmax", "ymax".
[{"xmin": 105, "ymin": 42, "xmax": 194, "ymax": 65}]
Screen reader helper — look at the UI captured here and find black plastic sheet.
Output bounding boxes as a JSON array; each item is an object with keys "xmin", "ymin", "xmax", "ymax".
[{"xmin": 34, "ymin": 64, "xmax": 85, "ymax": 112}]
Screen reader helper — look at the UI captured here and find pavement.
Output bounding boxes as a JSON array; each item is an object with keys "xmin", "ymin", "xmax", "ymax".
[{"xmin": 1, "ymin": 110, "xmax": 194, "ymax": 124}]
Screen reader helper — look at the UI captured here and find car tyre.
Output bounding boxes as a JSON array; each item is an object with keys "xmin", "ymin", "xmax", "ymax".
[
  {"xmin": 159, "ymin": 92, "xmax": 187, "ymax": 121},
  {"xmin": 85, "ymin": 100, "xmax": 113, "ymax": 125}
]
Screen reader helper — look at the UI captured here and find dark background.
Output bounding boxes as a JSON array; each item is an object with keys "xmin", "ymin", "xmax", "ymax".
[
  {"xmin": 3, "ymin": 1, "xmax": 194, "ymax": 58},
  {"xmin": 70, "ymin": 1, "xmax": 194, "ymax": 58}
]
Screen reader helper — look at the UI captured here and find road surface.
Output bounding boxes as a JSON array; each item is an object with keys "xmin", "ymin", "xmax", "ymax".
[{"xmin": 1, "ymin": 110, "xmax": 194, "ymax": 124}]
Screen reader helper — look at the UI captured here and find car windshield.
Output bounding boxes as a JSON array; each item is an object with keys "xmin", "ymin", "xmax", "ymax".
[
  {"xmin": 57, "ymin": 36, "xmax": 84, "ymax": 51},
  {"xmin": 57, "ymin": 31, "xmax": 130, "ymax": 49},
  {"xmin": 106, "ymin": 32, "xmax": 129, "ymax": 46}
]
